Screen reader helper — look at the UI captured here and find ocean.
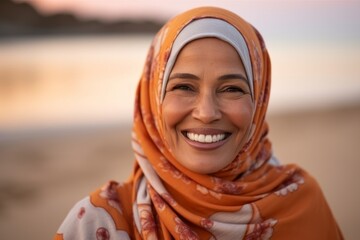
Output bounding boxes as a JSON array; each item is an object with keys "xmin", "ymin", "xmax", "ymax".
[{"xmin": 0, "ymin": 34, "xmax": 359, "ymax": 133}]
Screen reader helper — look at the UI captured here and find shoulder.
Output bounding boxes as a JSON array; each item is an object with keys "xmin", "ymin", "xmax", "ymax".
[
  {"xmin": 271, "ymin": 165, "xmax": 343, "ymax": 239},
  {"xmin": 55, "ymin": 181, "xmax": 133, "ymax": 240}
]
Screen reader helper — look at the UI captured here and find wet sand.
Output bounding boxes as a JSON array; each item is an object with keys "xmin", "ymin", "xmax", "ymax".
[{"xmin": 0, "ymin": 104, "xmax": 359, "ymax": 239}]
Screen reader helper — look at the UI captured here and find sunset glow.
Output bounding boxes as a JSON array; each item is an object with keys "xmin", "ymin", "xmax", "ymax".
[{"xmin": 16, "ymin": 0, "xmax": 360, "ymax": 23}]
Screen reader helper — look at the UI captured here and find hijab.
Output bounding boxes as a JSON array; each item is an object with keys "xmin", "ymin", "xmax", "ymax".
[
  {"xmin": 129, "ymin": 6, "xmax": 342, "ymax": 239},
  {"xmin": 56, "ymin": 6, "xmax": 343, "ymax": 240}
]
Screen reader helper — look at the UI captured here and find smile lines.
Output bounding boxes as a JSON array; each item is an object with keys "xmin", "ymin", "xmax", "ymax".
[{"xmin": 186, "ymin": 132, "xmax": 228, "ymax": 143}]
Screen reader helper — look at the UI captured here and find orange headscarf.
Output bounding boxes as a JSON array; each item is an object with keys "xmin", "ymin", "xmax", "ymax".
[{"xmin": 55, "ymin": 6, "xmax": 343, "ymax": 240}]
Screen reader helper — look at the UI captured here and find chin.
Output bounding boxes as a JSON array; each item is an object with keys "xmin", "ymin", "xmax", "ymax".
[{"xmin": 178, "ymin": 154, "xmax": 231, "ymax": 175}]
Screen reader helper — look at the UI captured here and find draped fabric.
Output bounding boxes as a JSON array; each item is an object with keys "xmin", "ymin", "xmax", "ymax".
[{"xmin": 55, "ymin": 7, "xmax": 343, "ymax": 240}]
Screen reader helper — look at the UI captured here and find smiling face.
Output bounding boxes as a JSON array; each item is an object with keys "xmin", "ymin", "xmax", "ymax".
[{"xmin": 161, "ymin": 38, "xmax": 254, "ymax": 174}]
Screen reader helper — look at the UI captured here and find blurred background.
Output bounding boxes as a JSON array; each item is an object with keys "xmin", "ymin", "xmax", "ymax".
[{"xmin": 0, "ymin": 0, "xmax": 359, "ymax": 239}]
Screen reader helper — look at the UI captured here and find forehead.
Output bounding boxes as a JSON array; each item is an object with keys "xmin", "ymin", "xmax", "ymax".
[
  {"xmin": 171, "ymin": 38, "xmax": 245, "ymax": 71},
  {"xmin": 177, "ymin": 38, "xmax": 240, "ymax": 58}
]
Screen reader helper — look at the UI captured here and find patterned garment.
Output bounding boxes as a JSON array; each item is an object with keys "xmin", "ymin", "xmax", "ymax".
[{"xmin": 55, "ymin": 7, "xmax": 343, "ymax": 240}]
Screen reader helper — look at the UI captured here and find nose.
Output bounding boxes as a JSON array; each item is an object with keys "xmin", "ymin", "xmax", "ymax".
[{"xmin": 192, "ymin": 92, "xmax": 221, "ymax": 123}]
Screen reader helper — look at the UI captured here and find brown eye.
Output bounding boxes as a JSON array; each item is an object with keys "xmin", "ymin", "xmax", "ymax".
[
  {"xmin": 221, "ymin": 86, "xmax": 245, "ymax": 93},
  {"xmin": 225, "ymin": 87, "xmax": 242, "ymax": 92},
  {"xmin": 172, "ymin": 84, "xmax": 194, "ymax": 91}
]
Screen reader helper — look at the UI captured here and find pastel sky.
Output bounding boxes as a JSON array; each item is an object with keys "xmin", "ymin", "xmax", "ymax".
[
  {"xmin": 16, "ymin": 0, "xmax": 359, "ymax": 21},
  {"xmin": 16, "ymin": 0, "xmax": 360, "ymax": 42}
]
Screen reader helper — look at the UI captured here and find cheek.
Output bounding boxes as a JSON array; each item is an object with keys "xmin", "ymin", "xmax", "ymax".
[
  {"xmin": 161, "ymin": 96, "xmax": 192, "ymax": 138},
  {"xmin": 226, "ymin": 98, "xmax": 254, "ymax": 130}
]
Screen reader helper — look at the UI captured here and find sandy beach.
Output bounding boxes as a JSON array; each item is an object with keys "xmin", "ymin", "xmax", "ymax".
[{"xmin": 0, "ymin": 103, "xmax": 359, "ymax": 239}]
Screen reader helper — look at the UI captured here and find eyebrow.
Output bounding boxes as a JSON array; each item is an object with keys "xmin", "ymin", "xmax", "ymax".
[
  {"xmin": 169, "ymin": 73, "xmax": 248, "ymax": 82},
  {"xmin": 168, "ymin": 73, "xmax": 199, "ymax": 80},
  {"xmin": 218, "ymin": 73, "xmax": 248, "ymax": 82}
]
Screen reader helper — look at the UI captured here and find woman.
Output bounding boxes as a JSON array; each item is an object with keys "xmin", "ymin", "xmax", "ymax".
[{"xmin": 55, "ymin": 6, "xmax": 343, "ymax": 240}]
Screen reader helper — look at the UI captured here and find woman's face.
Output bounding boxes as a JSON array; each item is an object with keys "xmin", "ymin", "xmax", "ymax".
[{"xmin": 162, "ymin": 38, "xmax": 254, "ymax": 174}]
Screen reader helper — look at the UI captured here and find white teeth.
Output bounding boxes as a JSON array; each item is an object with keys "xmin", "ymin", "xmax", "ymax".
[{"xmin": 186, "ymin": 132, "xmax": 226, "ymax": 143}]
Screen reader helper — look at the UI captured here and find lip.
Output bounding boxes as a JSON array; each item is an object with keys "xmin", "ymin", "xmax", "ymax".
[
  {"xmin": 181, "ymin": 128, "xmax": 231, "ymax": 150},
  {"xmin": 182, "ymin": 128, "xmax": 230, "ymax": 135}
]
